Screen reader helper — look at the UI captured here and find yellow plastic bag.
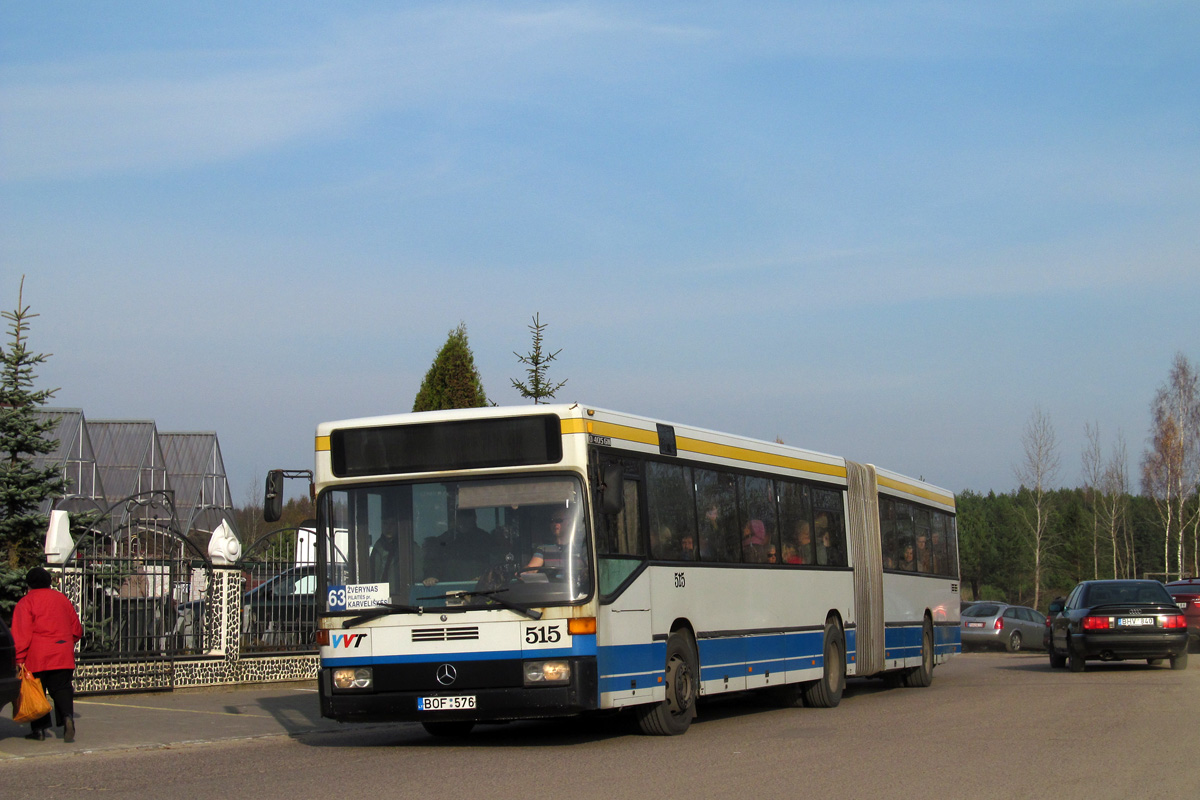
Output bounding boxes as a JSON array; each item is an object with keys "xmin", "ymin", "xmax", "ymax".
[{"xmin": 13, "ymin": 666, "xmax": 51, "ymax": 724}]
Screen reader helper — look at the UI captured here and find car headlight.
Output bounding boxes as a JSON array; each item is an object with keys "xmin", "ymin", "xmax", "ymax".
[
  {"xmin": 524, "ymin": 660, "xmax": 571, "ymax": 685},
  {"xmin": 332, "ymin": 667, "xmax": 373, "ymax": 690}
]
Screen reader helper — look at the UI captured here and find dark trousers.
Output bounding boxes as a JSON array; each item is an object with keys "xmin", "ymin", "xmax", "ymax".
[{"xmin": 30, "ymin": 668, "xmax": 75, "ymax": 731}]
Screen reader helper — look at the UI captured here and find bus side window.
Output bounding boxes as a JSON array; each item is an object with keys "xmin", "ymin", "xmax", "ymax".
[
  {"xmin": 812, "ymin": 487, "xmax": 847, "ymax": 567},
  {"xmin": 646, "ymin": 461, "xmax": 696, "ymax": 561},
  {"xmin": 596, "ymin": 458, "xmax": 644, "ymax": 557},
  {"xmin": 695, "ymin": 468, "xmax": 738, "ymax": 563},
  {"xmin": 778, "ymin": 481, "xmax": 814, "ymax": 565}
]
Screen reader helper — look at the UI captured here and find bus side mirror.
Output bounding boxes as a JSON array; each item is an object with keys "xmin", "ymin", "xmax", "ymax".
[
  {"xmin": 264, "ymin": 470, "xmax": 284, "ymax": 523},
  {"xmin": 600, "ymin": 464, "xmax": 624, "ymax": 515}
]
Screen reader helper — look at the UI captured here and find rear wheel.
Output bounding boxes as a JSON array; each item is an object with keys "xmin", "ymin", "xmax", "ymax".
[
  {"xmin": 636, "ymin": 629, "xmax": 698, "ymax": 735},
  {"xmin": 802, "ymin": 620, "xmax": 846, "ymax": 707},
  {"xmin": 1006, "ymin": 631, "xmax": 1023, "ymax": 653},
  {"xmin": 1067, "ymin": 639, "xmax": 1086, "ymax": 673},
  {"xmin": 1048, "ymin": 637, "xmax": 1066, "ymax": 668},
  {"xmin": 1170, "ymin": 650, "xmax": 1189, "ymax": 671},
  {"xmin": 903, "ymin": 620, "xmax": 934, "ymax": 688},
  {"xmin": 422, "ymin": 721, "xmax": 475, "ymax": 738}
]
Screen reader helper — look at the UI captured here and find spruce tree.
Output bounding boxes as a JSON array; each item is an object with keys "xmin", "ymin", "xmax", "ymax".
[
  {"xmin": 412, "ymin": 323, "xmax": 491, "ymax": 411},
  {"xmin": 0, "ymin": 278, "xmax": 66, "ymax": 615},
  {"xmin": 511, "ymin": 313, "xmax": 567, "ymax": 404}
]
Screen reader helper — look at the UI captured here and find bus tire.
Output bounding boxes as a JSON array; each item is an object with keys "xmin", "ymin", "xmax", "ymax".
[
  {"xmin": 802, "ymin": 620, "xmax": 845, "ymax": 708},
  {"xmin": 636, "ymin": 629, "xmax": 698, "ymax": 735},
  {"xmin": 422, "ymin": 721, "xmax": 475, "ymax": 738},
  {"xmin": 903, "ymin": 620, "xmax": 934, "ymax": 688}
]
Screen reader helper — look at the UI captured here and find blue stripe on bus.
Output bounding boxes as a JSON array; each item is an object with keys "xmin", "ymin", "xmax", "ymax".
[
  {"xmin": 596, "ymin": 641, "xmax": 667, "ymax": 693},
  {"xmin": 322, "ymin": 634, "xmax": 598, "ymax": 667},
  {"xmin": 695, "ymin": 630, "xmax": 825, "ymax": 682}
]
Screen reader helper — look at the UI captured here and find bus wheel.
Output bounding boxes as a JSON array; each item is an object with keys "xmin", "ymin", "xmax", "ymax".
[
  {"xmin": 422, "ymin": 721, "xmax": 475, "ymax": 738},
  {"xmin": 636, "ymin": 629, "xmax": 698, "ymax": 735},
  {"xmin": 903, "ymin": 620, "xmax": 934, "ymax": 688},
  {"xmin": 802, "ymin": 620, "xmax": 845, "ymax": 708}
]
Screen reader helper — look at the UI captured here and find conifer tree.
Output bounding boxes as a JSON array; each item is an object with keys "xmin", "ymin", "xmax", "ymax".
[
  {"xmin": 0, "ymin": 278, "xmax": 66, "ymax": 614},
  {"xmin": 511, "ymin": 313, "xmax": 567, "ymax": 404},
  {"xmin": 412, "ymin": 323, "xmax": 491, "ymax": 411}
]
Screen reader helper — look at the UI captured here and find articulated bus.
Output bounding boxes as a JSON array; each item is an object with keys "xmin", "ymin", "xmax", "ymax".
[{"xmin": 288, "ymin": 403, "xmax": 960, "ymax": 737}]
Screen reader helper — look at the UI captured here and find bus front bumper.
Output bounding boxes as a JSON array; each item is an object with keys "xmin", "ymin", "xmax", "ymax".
[{"xmin": 319, "ymin": 659, "xmax": 598, "ymax": 723}]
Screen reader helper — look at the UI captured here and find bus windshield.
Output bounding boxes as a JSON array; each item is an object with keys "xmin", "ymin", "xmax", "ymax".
[{"xmin": 320, "ymin": 475, "xmax": 591, "ymax": 611}]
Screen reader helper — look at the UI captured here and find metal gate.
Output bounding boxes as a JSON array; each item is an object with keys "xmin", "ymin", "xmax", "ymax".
[{"xmin": 237, "ymin": 526, "xmax": 319, "ymax": 654}]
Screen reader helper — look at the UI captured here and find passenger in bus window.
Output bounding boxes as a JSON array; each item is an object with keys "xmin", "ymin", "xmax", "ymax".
[
  {"xmin": 766, "ymin": 544, "xmax": 778, "ymax": 564},
  {"xmin": 679, "ymin": 533, "xmax": 696, "ymax": 561},
  {"xmin": 900, "ymin": 543, "xmax": 916, "ymax": 571},
  {"xmin": 915, "ymin": 533, "xmax": 932, "ymax": 573},
  {"xmin": 421, "ymin": 509, "xmax": 494, "ymax": 586},
  {"xmin": 742, "ymin": 520, "xmax": 768, "ymax": 563},
  {"xmin": 782, "ymin": 543, "xmax": 802, "ymax": 564},
  {"xmin": 650, "ymin": 524, "xmax": 674, "ymax": 559},
  {"xmin": 795, "ymin": 521, "xmax": 813, "ymax": 564}
]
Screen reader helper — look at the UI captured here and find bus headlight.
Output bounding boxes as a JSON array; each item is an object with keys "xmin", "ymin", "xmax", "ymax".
[
  {"xmin": 524, "ymin": 660, "xmax": 571, "ymax": 685},
  {"xmin": 332, "ymin": 667, "xmax": 373, "ymax": 690}
]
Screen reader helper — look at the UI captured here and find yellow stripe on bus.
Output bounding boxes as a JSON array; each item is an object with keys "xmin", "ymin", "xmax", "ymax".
[
  {"xmin": 678, "ymin": 437, "xmax": 847, "ymax": 478},
  {"xmin": 565, "ymin": 419, "xmax": 846, "ymax": 479},
  {"xmin": 877, "ymin": 475, "xmax": 955, "ymax": 509},
  {"xmin": 315, "ymin": 436, "xmax": 330, "ymax": 452}
]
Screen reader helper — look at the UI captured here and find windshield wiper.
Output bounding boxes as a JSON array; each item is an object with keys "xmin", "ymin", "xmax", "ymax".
[
  {"xmin": 341, "ymin": 601, "xmax": 431, "ymax": 629},
  {"xmin": 442, "ymin": 589, "xmax": 542, "ymax": 621}
]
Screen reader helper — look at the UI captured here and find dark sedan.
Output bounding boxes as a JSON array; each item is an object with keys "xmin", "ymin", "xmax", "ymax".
[
  {"xmin": 1, "ymin": 616, "xmax": 19, "ymax": 714},
  {"xmin": 1049, "ymin": 580, "xmax": 1189, "ymax": 672}
]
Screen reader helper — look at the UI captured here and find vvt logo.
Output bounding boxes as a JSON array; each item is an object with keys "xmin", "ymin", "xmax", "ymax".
[{"xmin": 330, "ymin": 633, "xmax": 367, "ymax": 649}]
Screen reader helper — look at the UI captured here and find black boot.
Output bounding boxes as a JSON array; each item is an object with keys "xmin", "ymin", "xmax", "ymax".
[
  {"xmin": 63, "ymin": 716, "xmax": 76, "ymax": 743},
  {"xmin": 24, "ymin": 729, "xmax": 47, "ymax": 741}
]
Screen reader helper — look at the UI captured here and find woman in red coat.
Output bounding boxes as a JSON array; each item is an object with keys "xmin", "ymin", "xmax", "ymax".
[{"xmin": 12, "ymin": 567, "xmax": 83, "ymax": 742}]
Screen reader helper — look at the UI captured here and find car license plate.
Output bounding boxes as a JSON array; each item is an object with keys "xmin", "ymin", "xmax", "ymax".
[
  {"xmin": 1117, "ymin": 617, "xmax": 1154, "ymax": 627},
  {"xmin": 966, "ymin": 622, "xmax": 983, "ymax": 628},
  {"xmin": 418, "ymin": 695, "xmax": 476, "ymax": 711}
]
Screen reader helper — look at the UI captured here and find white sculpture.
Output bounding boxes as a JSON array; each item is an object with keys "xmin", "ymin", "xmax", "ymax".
[
  {"xmin": 44, "ymin": 509, "xmax": 75, "ymax": 565},
  {"xmin": 207, "ymin": 520, "xmax": 243, "ymax": 565}
]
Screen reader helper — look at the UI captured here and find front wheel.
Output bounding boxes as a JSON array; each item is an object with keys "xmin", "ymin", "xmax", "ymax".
[
  {"xmin": 802, "ymin": 620, "xmax": 846, "ymax": 707},
  {"xmin": 636, "ymin": 629, "xmax": 698, "ymax": 735}
]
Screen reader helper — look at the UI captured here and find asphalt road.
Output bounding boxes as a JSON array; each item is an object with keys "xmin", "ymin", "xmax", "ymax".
[{"xmin": 1, "ymin": 651, "xmax": 1194, "ymax": 799}]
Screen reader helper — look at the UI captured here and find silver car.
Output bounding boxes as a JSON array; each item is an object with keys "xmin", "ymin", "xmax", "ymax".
[{"xmin": 961, "ymin": 603, "xmax": 1047, "ymax": 652}]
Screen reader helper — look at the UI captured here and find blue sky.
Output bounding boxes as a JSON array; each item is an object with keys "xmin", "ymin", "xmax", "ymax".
[{"xmin": 2, "ymin": 1, "xmax": 1197, "ymax": 501}]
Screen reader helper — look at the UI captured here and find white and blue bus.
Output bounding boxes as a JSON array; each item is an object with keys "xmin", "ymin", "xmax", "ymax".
[{"xmin": 292, "ymin": 404, "xmax": 960, "ymax": 736}]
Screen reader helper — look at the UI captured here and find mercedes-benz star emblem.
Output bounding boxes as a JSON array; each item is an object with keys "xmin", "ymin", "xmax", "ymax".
[{"xmin": 436, "ymin": 664, "xmax": 457, "ymax": 686}]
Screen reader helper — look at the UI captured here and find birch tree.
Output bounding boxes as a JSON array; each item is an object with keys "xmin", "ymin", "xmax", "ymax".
[
  {"xmin": 1141, "ymin": 353, "xmax": 1200, "ymax": 580},
  {"xmin": 1015, "ymin": 406, "xmax": 1060, "ymax": 609},
  {"xmin": 1082, "ymin": 422, "xmax": 1103, "ymax": 579}
]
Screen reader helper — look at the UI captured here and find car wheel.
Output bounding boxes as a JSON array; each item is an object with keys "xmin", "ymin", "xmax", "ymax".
[
  {"xmin": 1170, "ymin": 650, "xmax": 1188, "ymax": 671},
  {"xmin": 1067, "ymin": 640, "xmax": 1086, "ymax": 673},
  {"xmin": 1006, "ymin": 631, "xmax": 1022, "ymax": 653},
  {"xmin": 1048, "ymin": 640, "xmax": 1066, "ymax": 669}
]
